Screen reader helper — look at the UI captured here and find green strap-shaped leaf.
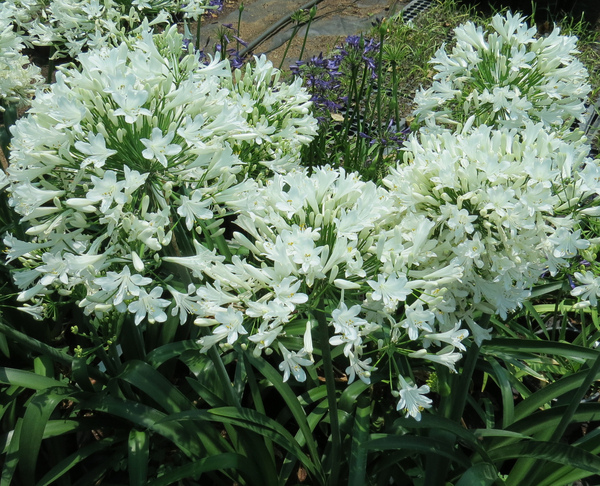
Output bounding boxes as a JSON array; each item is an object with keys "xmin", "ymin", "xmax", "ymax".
[
  {"xmin": 535, "ymin": 430, "xmax": 600, "ymax": 486},
  {"xmin": 71, "ymin": 358, "xmax": 96, "ymax": 393},
  {"xmin": 43, "ymin": 418, "xmax": 120, "ymax": 440},
  {"xmin": 1, "ymin": 418, "xmax": 22, "ymax": 486},
  {"xmin": 513, "ymin": 369, "xmax": 600, "ymax": 422},
  {"xmin": 0, "ymin": 323, "xmax": 72, "ymax": 367},
  {"xmin": 364, "ymin": 434, "xmax": 472, "ymax": 468},
  {"xmin": 81, "ymin": 394, "xmax": 200, "ymax": 459},
  {"xmin": 488, "ymin": 403, "xmax": 600, "ymax": 451},
  {"xmin": 118, "ymin": 360, "xmax": 195, "ymax": 414},
  {"xmin": 338, "ymin": 380, "xmax": 370, "ymax": 413},
  {"xmin": 348, "ymin": 395, "xmax": 371, "ymax": 486},
  {"xmin": 484, "ymin": 339, "xmax": 599, "ymax": 361},
  {"xmin": 489, "ymin": 440, "xmax": 600, "ymax": 474},
  {"xmin": 161, "ymin": 407, "xmax": 320, "ymax": 482},
  {"xmin": 128, "ymin": 429, "xmax": 150, "ymax": 486},
  {"xmin": 393, "ymin": 414, "xmax": 493, "ymax": 463},
  {"xmin": 0, "ymin": 368, "xmax": 74, "ymax": 391},
  {"xmin": 19, "ymin": 387, "xmax": 74, "ymax": 486},
  {"xmin": 455, "ymin": 463, "xmax": 498, "ymax": 486},
  {"xmin": 145, "ymin": 340, "xmax": 199, "ymax": 368},
  {"xmin": 243, "ymin": 350, "xmax": 325, "ymax": 482},
  {"xmin": 280, "ymin": 398, "xmax": 329, "ymax": 486},
  {"xmin": 0, "ymin": 333, "xmax": 10, "ymax": 358},
  {"xmin": 35, "ymin": 435, "xmax": 125, "ymax": 486},
  {"xmin": 486, "ymin": 357, "xmax": 514, "ymax": 428},
  {"xmin": 146, "ymin": 453, "xmax": 260, "ymax": 486},
  {"xmin": 186, "ymin": 377, "xmax": 227, "ymax": 407},
  {"xmin": 71, "ymin": 452, "xmax": 125, "ymax": 486},
  {"xmin": 117, "ymin": 360, "xmax": 231, "ymax": 457}
]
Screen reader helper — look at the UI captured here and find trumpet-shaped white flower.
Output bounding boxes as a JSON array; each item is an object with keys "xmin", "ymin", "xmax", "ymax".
[
  {"xmin": 128, "ymin": 286, "xmax": 170, "ymax": 325},
  {"xmin": 74, "ymin": 132, "xmax": 117, "ymax": 168},
  {"xmin": 213, "ymin": 307, "xmax": 247, "ymax": 345},
  {"xmin": 395, "ymin": 375, "xmax": 433, "ymax": 421},
  {"xmin": 94, "ymin": 265, "xmax": 152, "ymax": 306},
  {"xmin": 278, "ymin": 342, "xmax": 313, "ymax": 382},
  {"xmin": 571, "ymin": 271, "xmax": 600, "ymax": 306},
  {"xmin": 141, "ymin": 128, "xmax": 182, "ymax": 168},
  {"xmin": 177, "ymin": 191, "xmax": 213, "ymax": 230}
]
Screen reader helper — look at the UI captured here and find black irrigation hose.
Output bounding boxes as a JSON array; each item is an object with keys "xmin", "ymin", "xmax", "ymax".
[{"xmin": 238, "ymin": 0, "xmax": 324, "ymax": 57}]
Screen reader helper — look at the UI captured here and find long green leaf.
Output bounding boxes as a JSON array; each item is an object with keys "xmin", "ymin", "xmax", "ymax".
[
  {"xmin": 35, "ymin": 435, "xmax": 124, "ymax": 486},
  {"xmin": 489, "ymin": 403, "xmax": 600, "ymax": 451},
  {"xmin": 243, "ymin": 350, "xmax": 325, "ymax": 483},
  {"xmin": 161, "ymin": 407, "xmax": 319, "ymax": 482},
  {"xmin": 513, "ymin": 368, "xmax": 600, "ymax": 422},
  {"xmin": 484, "ymin": 339, "xmax": 599, "ymax": 361},
  {"xmin": 81, "ymin": 394, "xmax": 200, "ymax": 458},
  {"xmin": 117, "ymin": 360, "xmax": 230, "ymax": 458},
  {"xmin": 393, "ymin": 414, "xmax": 492, "ymax": 463},
  {"xmin": 0, "ymin": 322, "xmax": 72, "ymax": 367},
  {"xmin": 128, "ymin": 430, "xmax": 149, "ymax": 486},
  {"xmin": 146, "ymin": 453, "xmax": 260, "ymax": 486},
  {"xmin": 455, "ymin": 463, "xmax": 498, "ymax": 486},
  {"xmin": 145, "ymin": 340, "xmax": 199, "ymax": 368},
  {"xmin": 486, "ymin": 357, "xmax": 514, "ymax": 428},
  {"xmin": 0, "ymin": 368, "xmax": 74, "ymax": 391},
  {"xmin": 364, "ymin": 434, "xmax": 471, "ymax": 468},
  {"xmin": 19, "ymin": 387, "xmax": 74, "ymax": 486},
  {"xmin": 280, "ymin": 398, "xmax": 328, "ymax": 486},
  {"xmin": 118, "ymin": 360, "xmax": 194, "ymax": 414},
  {"xmin": 536, "ymin": 430, "xmax": 600, "ymax": 486},
  {"xmin": 348, "ymin": 395, "xmax": 371, "ymax": 486},
  {"xmin": 1, "ymin": 419, "xmax": 22, "ymax": 486},
  {"xmin": 489, "ymin": 440, "xmax": 600, "ymax": 474},
  {"xmin": 43, "ymin": 418, "xmax": 120, "ymax": 441}
]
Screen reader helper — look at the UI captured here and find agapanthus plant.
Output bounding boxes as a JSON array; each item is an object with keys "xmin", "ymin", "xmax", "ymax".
[
  {"xmin": 1, "ymin": 0, "xmax": 126, "ymax": 60},
  {"xmin": 413, "ymin": 12, "xmax": 591, "ymax": 133},
  {"xmin": 4, "ymin": 25, "xmax": 316, "ymax": 334},
  {"xmin": 193, "ymin": 165, "xmax": 471, "ymax": 420},
  {"xmin": 0, "ymin": 17, "xmax": 43, "ymax": 110},
  {"xmin": 384, "ymin": 121, "xmax": 597, "ymax": 341}
]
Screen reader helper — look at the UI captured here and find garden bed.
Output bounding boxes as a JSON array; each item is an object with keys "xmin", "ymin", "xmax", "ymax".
[{"xmin": 1, "ymin": 1, "xmax": 600, "ymax": 486}]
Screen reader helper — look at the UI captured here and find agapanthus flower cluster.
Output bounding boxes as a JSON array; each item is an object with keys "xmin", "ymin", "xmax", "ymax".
[
  {"xmin": 224, "ymin": 57, "xmax": 317, "ymax": 173},
  {"xmin": 291, "ymin": 35, "xmax": 380, "ymax": 117},
  {"xmin": 384, "ymin": 121, "xmax": 595, "ymax": 335},
  {"xmin": 4, "ymin": 25, "xmax": 316, "ymax": 328},
  {"xmin": 1, "ymin": 0, "xmax": 127, "ymax": 60},
  {"xmin": 413, "ymin": 12, "xmax": 590, "ymax": 132},
  {"xmin": 0, "ymin": 17, "xmax": 43, "ymax": 109},
  {"xmin": 187, "ymin": 165, "xmax": 475, "ymax": 419}
]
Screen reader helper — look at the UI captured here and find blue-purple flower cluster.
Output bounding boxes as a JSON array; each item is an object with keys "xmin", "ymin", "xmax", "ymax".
[{"xmin": 291, "ymin": 35, "xmax": 380, "ymax": 115}]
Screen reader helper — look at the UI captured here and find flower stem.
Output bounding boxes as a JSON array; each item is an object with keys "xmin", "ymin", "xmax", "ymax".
[
  {"xmin": 278, "ymin": 24, "xmax": 301, "ymax": 71},
  {"xmin": 298, "ymin": 6, "xmax": 317, "ymax": 63},
  {"xmin": 196, "ymin": 18, "xmax": 202, "ymax": 53},
  {"xmin": 315, "ymin": 308, "xmax": 340, "ymax": 486}
]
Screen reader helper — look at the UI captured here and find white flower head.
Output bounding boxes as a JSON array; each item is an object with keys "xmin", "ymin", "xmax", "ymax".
[
  {"xmin": 395, "ymin": 375, "xmax": 433, "ymax": 421},
  {"xmin": 141, "ymin": 127, "xmax": 182, "ymax": 168},
  {"xmin": 278, "ymin": 342, "xmax": 313, "ymax": 382}
]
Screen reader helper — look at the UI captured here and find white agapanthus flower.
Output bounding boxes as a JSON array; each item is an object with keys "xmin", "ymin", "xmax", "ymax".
[
  {"xmin": 383, "ymin": 122, "xmax": 594, "ymax": 330},
  {"xmin": 414, "ymin": 12, "xmax": 590, "ymax": 133},
  {"xmin": 0, "ymin": 17, "xmax": 43, "ymax": 109},
  {"xmin": 190, "ymin": 165, "xmax": 471, "ymax": 388},
  {"xmin": 393, "ymin": 375, "xmax": 433, "ymax": 421},
  {"xmin": 0, "ymin": 0, "xmax": 177, "ymax": 60},
  {"xmin": 5, "ymin": 25, "xmax": 317, "ymax": 330}
]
